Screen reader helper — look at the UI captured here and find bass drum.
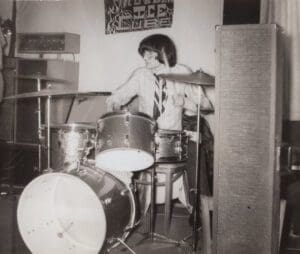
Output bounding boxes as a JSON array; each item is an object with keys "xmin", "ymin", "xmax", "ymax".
[{"xmin": 17, "ymin": 165, "xmax": 136, "ymax": 254}]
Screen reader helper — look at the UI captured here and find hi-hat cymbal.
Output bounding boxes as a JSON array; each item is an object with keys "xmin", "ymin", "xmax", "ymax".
[
  {"xmin": 158, "ymin": 70, "xmax": 215, "ymax": 86},
  {"xmin": 16, "ymin": 74, "xmax": 73, "ymax": 84},
  {"xmin": 4, "ymin": 89, "xmax": 111, "ymax": 100}
]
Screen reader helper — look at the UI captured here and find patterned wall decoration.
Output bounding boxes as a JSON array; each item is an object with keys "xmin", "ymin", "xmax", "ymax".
[{"xmin": 104, "ymin": 0, "xmax": 174, "ymax": 34}]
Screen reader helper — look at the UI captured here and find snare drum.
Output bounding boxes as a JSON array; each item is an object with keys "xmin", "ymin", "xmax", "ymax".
[
  {"xmin": 17, "ymin": 165, "xmax": 136, "ymax": 254},
  {"xmin": 49, "ymin": 123, "xmax": 96, "ymax": 171},
  {"xmin": 95, "ymin": 111, "xmax": 156, "ymax": 172},
  {"xmin": 155, "ymin": 129, "xmax": 188, "ymax": 162}
]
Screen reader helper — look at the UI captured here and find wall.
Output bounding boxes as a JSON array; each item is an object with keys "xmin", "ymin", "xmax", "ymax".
[
  {"xmin": 0, "ymin": 0, "xmax": 12, "ymax": 20},
  {"xmin": 0, "ymin": 0, "xmax": 221, "ymax": 92}
]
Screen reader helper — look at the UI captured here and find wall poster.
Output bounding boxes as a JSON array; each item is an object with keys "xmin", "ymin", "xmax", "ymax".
[{"xmin": 105, "ymin": 0, "xmax": 174, "ymax": 34}]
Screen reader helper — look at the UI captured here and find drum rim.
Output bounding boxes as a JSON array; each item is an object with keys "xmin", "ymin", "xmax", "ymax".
[
  {"xmin": 157, "ymin": 129, "xmax": 183, "ymax": 134},
  {"xmin": 48, "ymin": 122, "xmax": 97, "ymax": 130},
  {"xmin": 98, "ymin": 110, "xmax": 154, "ymax": 122},
  {"xmin": 95, "ymin": 148, "xmax": 155, "ymax": 172}
]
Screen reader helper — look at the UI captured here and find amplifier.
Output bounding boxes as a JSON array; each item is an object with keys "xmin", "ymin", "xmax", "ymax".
[
  {"xmin": 17, "ymin": 58, "xmax": 79, "ymax": 87},
  {"xmin": 17, "ymin": 33, "xmax": 80, "ymax": 54}
]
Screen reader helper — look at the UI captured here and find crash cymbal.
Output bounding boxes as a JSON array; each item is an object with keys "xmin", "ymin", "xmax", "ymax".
[
  {"xmin": 158, "ymin": 69, "xmax": 215, "ymax": 85},
  {"xmin": 16, "ymin": 74, "xmax": 73, "ymax": 84},
  {"xmin": 4, "ymin": 89, "xmax": 111, "ymax": 100}
]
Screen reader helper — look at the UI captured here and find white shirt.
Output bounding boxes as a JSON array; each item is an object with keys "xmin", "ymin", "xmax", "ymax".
[{"xmin": 108, "ymin": 64, "xmax": 211, "ymax": 130}]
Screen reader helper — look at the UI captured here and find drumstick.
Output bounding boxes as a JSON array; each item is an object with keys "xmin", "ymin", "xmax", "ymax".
[{"xmin": 161, "ymin": 47, "xmax": 170, "ymax": 73}]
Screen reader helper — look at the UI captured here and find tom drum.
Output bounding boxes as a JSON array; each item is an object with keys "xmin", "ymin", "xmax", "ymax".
[
  {"xmin": 49, "ymin": 123, "xmax": 96, "ymax": 171},
  {"xmin": 155, "ymin": 129, "xmax": 188, "ymax": 163},
  {"xmin": 95, "ymin": 111, "xmax": 156, "ymax": 172}
]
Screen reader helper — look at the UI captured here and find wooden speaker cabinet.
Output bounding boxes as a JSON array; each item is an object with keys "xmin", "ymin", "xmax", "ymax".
[{"xmin": 213, "ymin": 24, "xmax": 283, "ymax": 254}]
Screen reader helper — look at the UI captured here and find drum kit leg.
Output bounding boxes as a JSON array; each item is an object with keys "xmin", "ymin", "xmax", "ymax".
[{"xmin": 17, "ymin": 104, "xmax": 204, "ymax": 253}]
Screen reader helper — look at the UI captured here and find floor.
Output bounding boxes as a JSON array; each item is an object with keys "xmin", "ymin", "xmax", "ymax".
[
  {"xmin": 2, "ymin": 190, "xmax": 300, "ymax": 254},
  {"xmin": 1, "ymin": 190, "xmax": 300, "ymax": 254},
  {"xmin": 0, "ymin": 192, "xmax": 202, "ymax": 254}
]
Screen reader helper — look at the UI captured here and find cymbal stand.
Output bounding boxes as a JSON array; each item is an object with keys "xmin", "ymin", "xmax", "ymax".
[
  {"xmin": 150, "ymin": 164, "xmax": 156, "ymax": 240},
  {"xmin": 46, "ymin": 95, "xmax": 52, "ymax": 171},
  {"xmin": 37, "ymin": 77, "xmax": 42, "ymax": 174},
  {"xmin": 191, "ymin": 86, "xmax": 203, "ymax": 251}
]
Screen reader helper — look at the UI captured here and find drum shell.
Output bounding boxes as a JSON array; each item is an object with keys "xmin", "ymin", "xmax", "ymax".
[
  {"xmin": 48, "ymin": 123, "xmax": 96, "ymax": 170},
  {"xmin": 95, "ymin": 112, "xmax": 156, "ymax": 171},
  {"xmin": 96, "ymin": 112, "xmax": 155, "ymax": 154},
  {"xmin": 73, "ymin": 166, "xmax": 135, "ymax": 242},
  {"xmin": 155, "ymin": 129, "xmax": 188, "ymax": 162}
]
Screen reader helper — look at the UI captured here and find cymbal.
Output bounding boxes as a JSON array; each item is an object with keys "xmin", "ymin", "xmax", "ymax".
[
  {"xmin": 16, "ymin": 74, "xmax": 73, "ymax": 84},
  {"xmin": 158, "ymin": 70, "xmax": 215, "ymax": 86},
  {"xmin": 4, "ymin": 89, "xmax": 111, "ymax": 100}
]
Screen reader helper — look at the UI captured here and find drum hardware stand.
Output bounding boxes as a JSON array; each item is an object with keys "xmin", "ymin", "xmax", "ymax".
[
  {"xmin": 106, "ymin": 238, "xmax": 136, "ymax": 254},
  {"xmin": 191, "ymin": 86, "xmax": 204, "ymax": 252},
  {"xmin": 46, "ymin": 94, "xmax": 52, "ymax": 171},
  {"xmin": 40, "ymin": 93, "xmax": 53, "ymax": 173},
  {"xmin": 37, "ymin": 76, "xmax": 43, "ymax": 174}
]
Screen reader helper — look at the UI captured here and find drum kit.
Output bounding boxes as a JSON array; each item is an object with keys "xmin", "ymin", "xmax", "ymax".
[{"xmin": 5, "ymin": 70, "xmax": 214, "ymax": 254}]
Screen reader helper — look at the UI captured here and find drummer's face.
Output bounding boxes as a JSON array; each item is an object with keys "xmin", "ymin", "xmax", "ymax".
[{"xmin": 143, "ymin": 50, "xmax": 161, "ymax": 70}]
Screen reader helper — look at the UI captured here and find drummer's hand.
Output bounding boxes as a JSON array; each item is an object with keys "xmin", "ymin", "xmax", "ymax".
[{"xmin": 172, "ymin": 94, "xmax": 185, "ymax": 107}]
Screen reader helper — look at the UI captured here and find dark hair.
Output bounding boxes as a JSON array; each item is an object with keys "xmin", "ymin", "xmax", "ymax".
[{"xmin": 138, "ymin": 34, "xmax": 177, "ymax": 67}]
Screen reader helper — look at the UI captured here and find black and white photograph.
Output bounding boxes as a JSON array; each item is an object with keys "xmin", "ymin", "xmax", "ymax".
[{"xmin": 0, "ymin": 0, "xmax": 299, "ymax": 253}]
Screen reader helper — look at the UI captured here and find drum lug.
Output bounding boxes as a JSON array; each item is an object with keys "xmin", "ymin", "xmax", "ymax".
[
  {"xmin": 130, "ymin": 182, "xmax": 137, "ymax": 192},
  {"xmin": 106, "ymin": 136, "xmax": 113, "ymax": 147},
  {"xmin": 97, "ymin": 121, "xmax": 104, "ymax": 132},
  {"xmin": 151, "ymin": 125, "xmax": 156, "ymax": 135},
  {"xmin": 78, "ymin": 168, "xmax": 87, "ymax": 177},
  {"xmin": 151, "ymin": 141, "xmax": 156, "ymax": 154},
  {"xmin": 123, "ymin": 135, "xmax": 130, "ymax": 146},
  {"xmin": 120, "ymin": 189, "xmax": 129, "ymax": 196},
  {"xmin": 103, "ymin": 197, "xmax": 112, "ymax": 206},
  {"xmin": 154, "ymin": 134, "xmax": 160, "ymax": 146},
  {"xmin": 125, "ymin": 114, "xmax": 130, "ymax": 126},
  {"xmin": 175, "ymin": 145, "xmax": 183, "ymax": 154}
]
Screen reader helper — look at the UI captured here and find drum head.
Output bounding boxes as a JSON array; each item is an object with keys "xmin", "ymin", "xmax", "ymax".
[
  {"xmin": 95, "ymin": 148, "xmax": 154, "ymax": 172},
  {"xmin": 17, "ymin": 173, "xmax": 106, "ymax": 254}
]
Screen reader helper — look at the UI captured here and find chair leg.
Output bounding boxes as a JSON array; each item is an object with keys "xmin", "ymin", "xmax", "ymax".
[
  {"xmin": 164, "ymin": 170, "xmax": 173, "ymax": 235},
  {"xmin": 200, "ymin": 195, "xmax": 213, "ymax": 254},
  {"xmin": 182, "ymin": 170, "xmax": 193, "ymax": 213},
  {"xmin": 279, "ymin": 199, "xmax": 286, "ymax": 249}
]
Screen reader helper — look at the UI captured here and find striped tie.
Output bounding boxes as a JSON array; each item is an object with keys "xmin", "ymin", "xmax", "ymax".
[{"xmin": 153, "ymin": 74, "xmax": 167, "ymax": 120}]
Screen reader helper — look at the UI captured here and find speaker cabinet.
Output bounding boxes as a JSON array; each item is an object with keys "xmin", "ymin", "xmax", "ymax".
[
  {"xmin": 0, "ymin": 57, "xmax": 17, "ymax": 141},
  {"xmin": 213, "ymin": 24, "xmax": 283, "ymax": 254}
]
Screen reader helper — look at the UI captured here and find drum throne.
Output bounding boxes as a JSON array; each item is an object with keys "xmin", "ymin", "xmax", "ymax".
[{"xmin": 136, "ymin": 162, "xmax": 192, "ymax": 235}]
